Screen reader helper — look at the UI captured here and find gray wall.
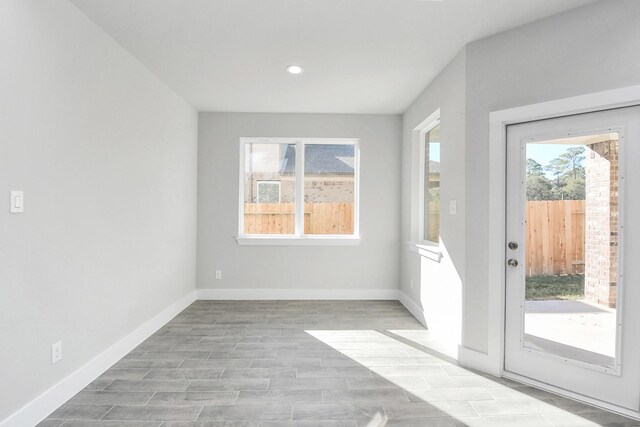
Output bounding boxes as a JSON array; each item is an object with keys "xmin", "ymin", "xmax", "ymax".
[
  {"xmin": 463, "ymin": 0, "xmax": 640, "ymax": 352},
  {"xmin": 398, "ymin": 0, "xmax": 640, "ymax": 355},
  {"xmin": 0, "ymin": 0, "xmax": 198, "ymax": 420},
  {"xmin": 400, "ymin": 50, "xmax": 466, "ymax": 344},
  {"xmin": 197, "ymin": 113, "xmax": 401, "ymax": 292}
]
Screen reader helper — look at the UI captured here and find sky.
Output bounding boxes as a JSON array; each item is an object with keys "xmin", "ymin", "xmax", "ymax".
[
  {"xmin": 429, "ymin": 141, "xmax": 575, "ymax": 171},
  {"xmin": 429, "ymin": 142, "xmax": 440, "ymax": 162},
  {"xmin": 527, "ymin": 143, "xmax": 581, "ymax": 177}
]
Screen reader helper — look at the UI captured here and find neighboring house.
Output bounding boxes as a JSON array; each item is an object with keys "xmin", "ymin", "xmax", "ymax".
[{"xmin": 245, "ymin": 144, "xmax": 355, "ymax": 204}]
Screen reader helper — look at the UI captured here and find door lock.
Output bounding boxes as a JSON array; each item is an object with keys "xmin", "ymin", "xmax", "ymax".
[
  {"xmin": 508, "ymin": 241, "xmax": 519, "ymax": 250},
  {"xmin": 507, "ymin": 259, "xmax": 519, "ymax": 268}
]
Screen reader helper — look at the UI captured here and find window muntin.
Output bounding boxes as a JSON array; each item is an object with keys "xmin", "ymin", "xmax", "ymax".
[{"xmin": 240, "ymin": 138, "xmax": 359, "ymax": 238}]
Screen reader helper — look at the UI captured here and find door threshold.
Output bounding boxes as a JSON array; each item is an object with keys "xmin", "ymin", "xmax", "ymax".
[{"xmin": 502, "ymin": 370, "xmax": 640, "ymax": 421}]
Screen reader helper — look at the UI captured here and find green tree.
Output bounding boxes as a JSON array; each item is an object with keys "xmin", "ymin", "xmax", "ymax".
[
  {"xmin": 563, "ymin": 173, "xmax": 585, "ymax": 200},
  {"xmin": 559, "ymin": 146, "xmax": 586, "ymax": 179},
  {"xmin": 527, "ymin": 159, "xmax": 544, "ymax": 176},
  {"xmin": 545, "ymin": 157, "xmax": 569, "ymax": 187},
  {"xmin": 527, "ymin": 174, "xmax": 553, "ymax": 200},
  {"xmin": 543, "ymin": 146, "xmax": 586, "ymax": 200},
  {"xmin": 527, "ymin": 147, "xmax": 587, "ymax": 201},
  {"xmin": 429, "ymin": 186, "xmax": 440, "ymax": 202},
  {"xmin": 526, "ymin": 159, "xmax": 552, "ymax": 200}
]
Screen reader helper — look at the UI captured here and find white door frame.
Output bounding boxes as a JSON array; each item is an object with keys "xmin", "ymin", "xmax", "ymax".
[{"xmin": 486, "ymin": 85, "xmax": 640, "ymax": 416}]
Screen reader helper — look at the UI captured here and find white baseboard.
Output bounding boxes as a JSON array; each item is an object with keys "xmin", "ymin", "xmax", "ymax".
[
  {"xmin": 0, "ymin": 290, "xmax": 197, "ymax": 427},
  {"xmin": 398, "ymin": 291, "xmax": 427, "ymax": 328},
  {"xmin": 457, "ymin": 345, "xmax": 501, "ymax": 376},
  {"xmin": 197, "ymin": 288, "xmax": 399, "ymax": 300},
  {"xmin": 3, "ymin": 287, "xmax": 428, "ymax": 426}
]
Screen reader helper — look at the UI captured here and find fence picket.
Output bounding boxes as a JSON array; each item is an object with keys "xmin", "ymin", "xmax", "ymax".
[
  {"xmin": 525, "ymin": 200, "xmax": 585, "ymax": 276},
  {"xmin": 244, "ymin": 202, "xmax": 354, "ymax": 235}
]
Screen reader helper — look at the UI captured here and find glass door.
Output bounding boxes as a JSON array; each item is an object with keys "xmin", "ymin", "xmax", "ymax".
[{"xmin": 504, "ymin": 106, "xmax": 640, "ymax": 411}]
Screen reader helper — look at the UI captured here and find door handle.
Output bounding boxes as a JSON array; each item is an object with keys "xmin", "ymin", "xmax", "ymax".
[
  {"xmin": 508, "ymin": 241, "xmax": 519, "ymax": 250},
  {"xmin": 507, "ymin": 259, "xmax": 519, "ymax": 268}
]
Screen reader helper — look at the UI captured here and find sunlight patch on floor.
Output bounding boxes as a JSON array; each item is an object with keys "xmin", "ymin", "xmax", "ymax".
[{"xmin": 305, "ymin": 329, "xmax": 468, "ymax": 420}]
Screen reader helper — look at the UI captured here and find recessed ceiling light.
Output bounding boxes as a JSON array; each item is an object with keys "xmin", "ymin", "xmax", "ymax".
[{"xmin": 286, "ymin": 65, "xmax": 304, "ymax": 75}]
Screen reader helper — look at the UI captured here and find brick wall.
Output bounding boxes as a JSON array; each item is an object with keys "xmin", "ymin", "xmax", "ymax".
[
  {"xmin": 304, "ymin": 178, "xmax": 354, "ymax": 203},
  {"xmin": 245, "ymin": 174, "xmax": 354, "ymax": 203},
  {"xmin": 244, "ymin": 173, "xmax": 296, "ymax": 203},
  {"xmin": 584, "ymin": 140, "xmax": 618, "ymax": 308}
]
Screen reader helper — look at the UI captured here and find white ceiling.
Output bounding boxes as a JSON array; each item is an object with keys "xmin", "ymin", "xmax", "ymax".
[{"xmin": 70, "ymin": 0, "xmax": 597, "ymax": 114}]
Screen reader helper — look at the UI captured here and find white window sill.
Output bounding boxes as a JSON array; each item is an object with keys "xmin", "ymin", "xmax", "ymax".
[
  {"xmin": 236, "ymin": 236, "xmax": 361, "ymax": 246},
  {"xmin": 407, "ymin": 241, "xmax": 442, "ymax": 262}
]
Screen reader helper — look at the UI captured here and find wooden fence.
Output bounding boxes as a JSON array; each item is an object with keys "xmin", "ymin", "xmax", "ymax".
[
  {"xmin": 526, "ymin": 200, "xmax": 585, "ymax": 276},
  {"xmin": 426, "ymin": 202, "xmax": 440, "ymax": 243},
  {"xmin": 245, "ymin": 200, "xmax": 583, "ymax": 276},
  {"xmin": 244, "ymin": 202, "xmax": 354, "ymax": 235}
]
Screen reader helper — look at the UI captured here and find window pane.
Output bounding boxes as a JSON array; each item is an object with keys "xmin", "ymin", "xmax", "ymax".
[
  {"xmin": 303, "ymin": 144, "xmax": 355, "ymax": 235},
  {"xmin": 523, "ymin": 133, "xmax": 619, "ymax": 368},
  {"xmin": 257, "ymin": 181, "xmax": 281, "ymax": 203},
  {"xmin": 424, "ymin": 125, "xmax": 440, "ymax": 242},
  {"xmin": 244, "ymin": 143, "xmax": 295, "ymax": 234}
]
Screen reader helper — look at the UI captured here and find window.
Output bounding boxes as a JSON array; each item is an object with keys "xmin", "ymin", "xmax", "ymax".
[
  {"xmin": 239, "ymin": 138, "xmax": 359, "ymax": 243},
  {"xmin": 256, "ymin": 181, "xmax": 281, "ymax": 203},
  {"xmin": 423, "ymin": 123, "xmax": 440, "ymax": 243},
  {"xmin": 412, "ymin": 108, "xmax": 441, "ymax": 249}
]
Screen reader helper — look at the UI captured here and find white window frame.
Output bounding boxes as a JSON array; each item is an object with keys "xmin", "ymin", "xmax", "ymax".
[
  {"xmin": 407, "ymin": 109, "xmax": 442, "ymax": 260},
  {"xmin": 237, "ymin": 137, "xmax": 360, "ymax": 246},
  {"xmin": 256, "ymin": 180, "xmax": 281, "ymax": 203},
  {"xmin": 420, "ymin": 118, "xmax": 441, "ymax": 246}
]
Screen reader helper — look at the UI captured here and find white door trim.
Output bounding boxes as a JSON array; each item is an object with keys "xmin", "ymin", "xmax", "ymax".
[{"xmin": 486, "ymin": 84, "xmax": 640, "ymax": 378}]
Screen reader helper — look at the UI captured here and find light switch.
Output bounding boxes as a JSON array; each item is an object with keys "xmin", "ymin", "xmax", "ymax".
[
  {"xmin": 10, "ymin": 191, "xmax": 24, "ymax": 213},
  {"xmin": 449, "ymin": 199, "xmax": 457, "ymax": 215}
]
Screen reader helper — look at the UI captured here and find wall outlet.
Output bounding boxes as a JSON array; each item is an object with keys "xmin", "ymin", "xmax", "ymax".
[
  {"xmin": 51, "ymin": 341, "xmax": 63, "ymax": 364},
  {"xmin": 215, "ymin": 270, "xmax": 222, "ymax": 280},
  {"xmin": 410, "ymin": 279, "xmax": 414, "ymax": 289},
  {"xmin": 10, "ymin": 190, "xmax": 24, "ymax": 213}
]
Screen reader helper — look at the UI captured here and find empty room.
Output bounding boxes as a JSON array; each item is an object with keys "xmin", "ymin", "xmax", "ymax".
[{"xmin": 3, "ymin": 0, "xmax": 640, "ymax": 426}]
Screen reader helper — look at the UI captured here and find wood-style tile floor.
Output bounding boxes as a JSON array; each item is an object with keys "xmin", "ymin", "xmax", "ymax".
[{"xmin": 39, "ymin": 300, "xmax": 639, "ymax": 426}]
